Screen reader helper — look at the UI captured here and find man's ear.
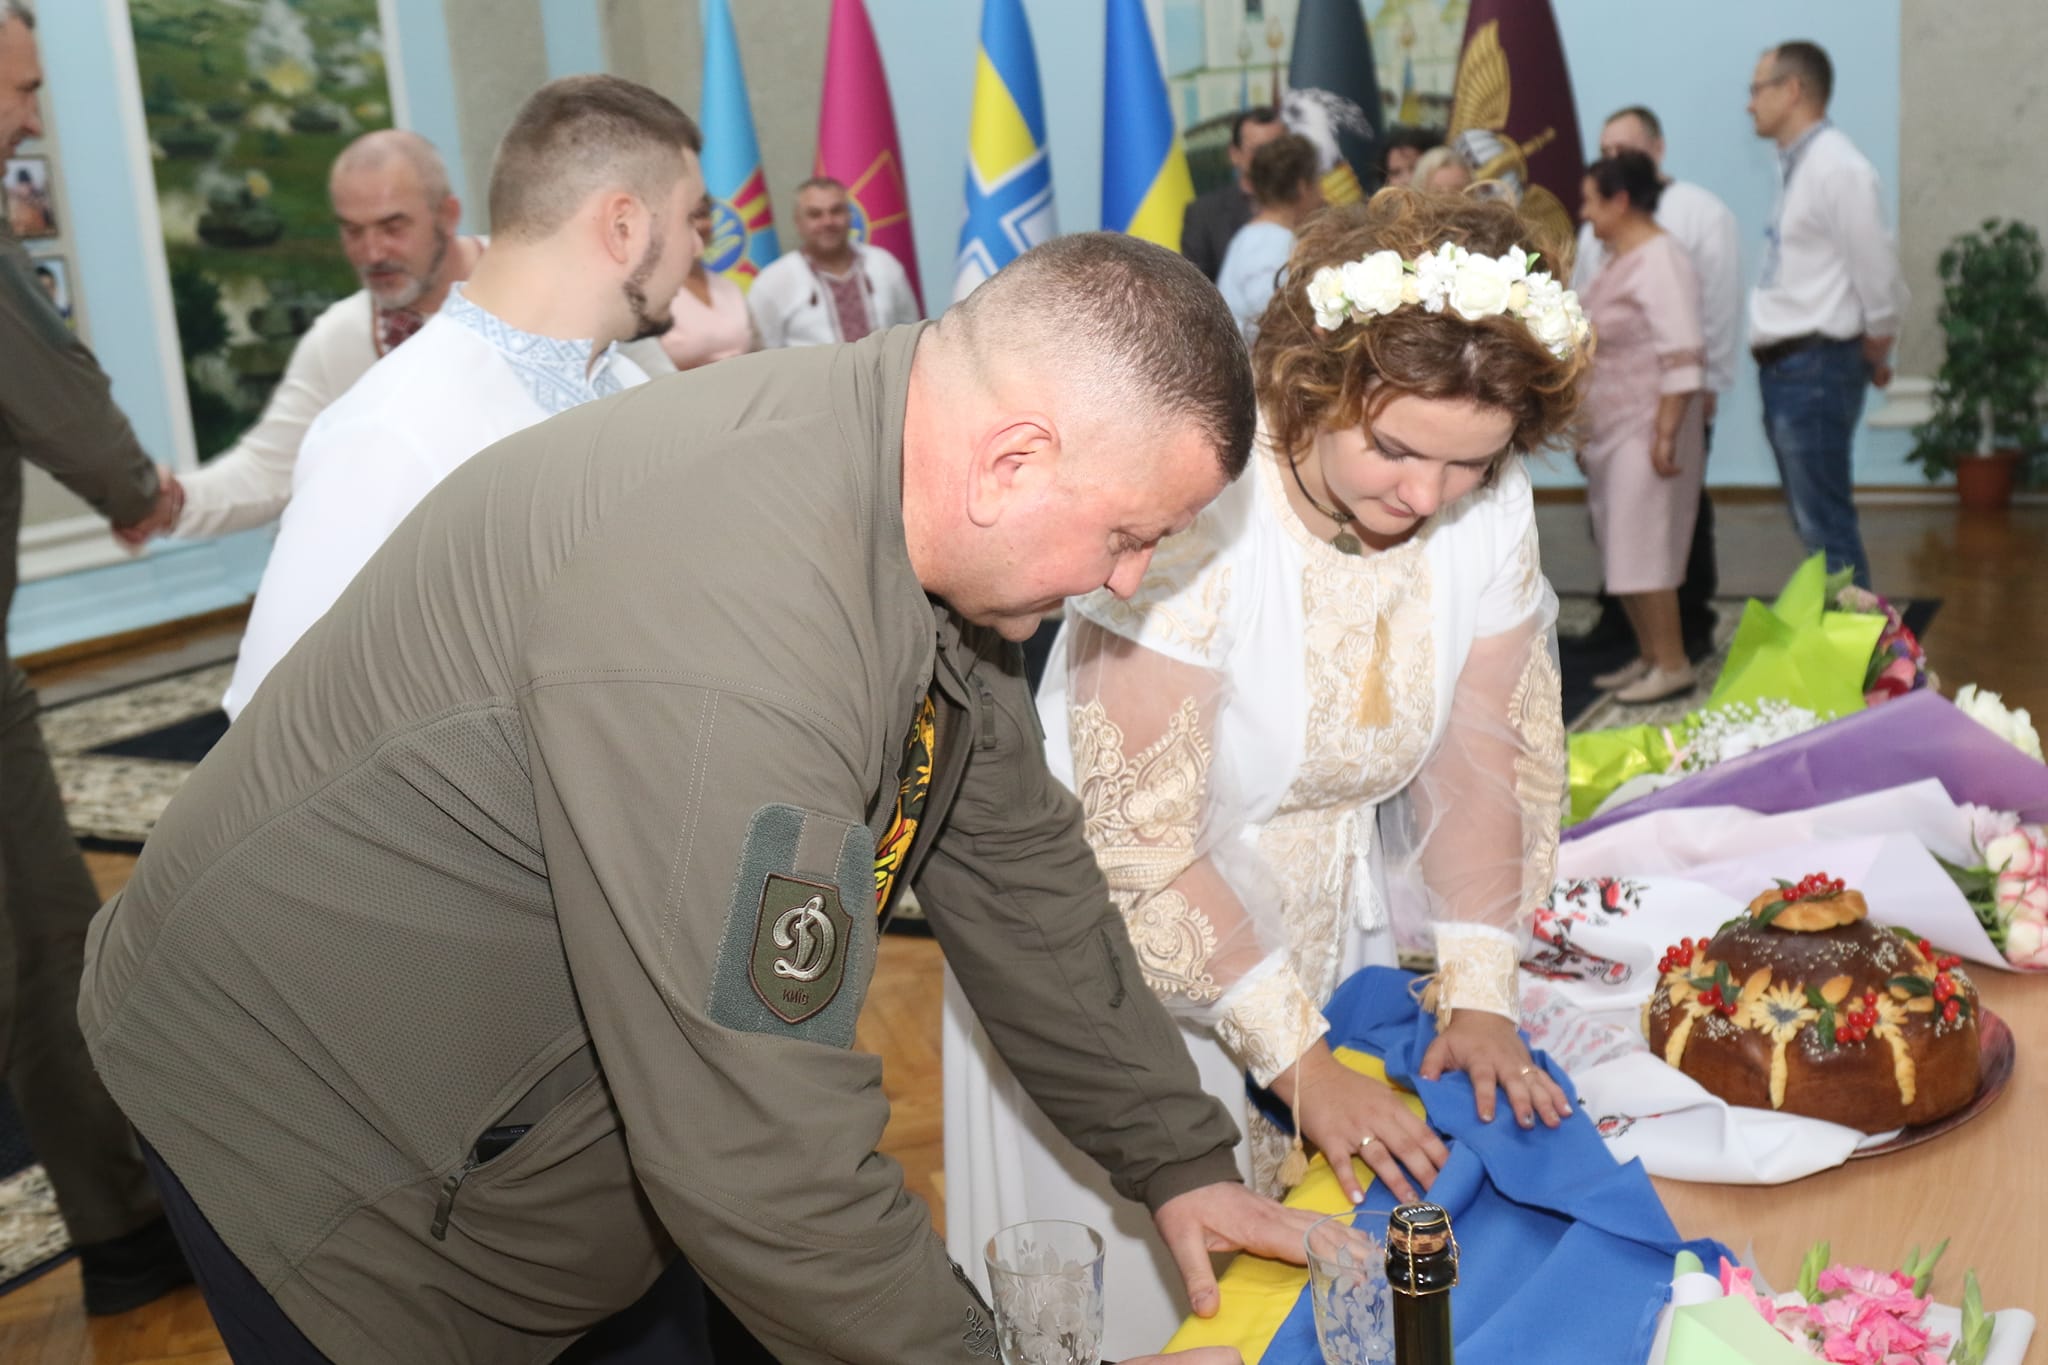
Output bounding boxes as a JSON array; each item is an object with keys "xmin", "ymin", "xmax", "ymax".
[
  {"xmin": 596, "ymin": 190, "xmax": 642, "ymax": 266},
  {"xmin": 438, "ymin": 194, "xmax": 463, "ymax": 234},
  {"xmin": 963, "ymin": 415, "xmax": 1058, "ymax": 530}
]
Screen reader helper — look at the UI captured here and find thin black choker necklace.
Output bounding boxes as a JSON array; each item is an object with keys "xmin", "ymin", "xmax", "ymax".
[{"xmin": 1288, "ymin": 454, "xmax": 1364, "ymax": 555}]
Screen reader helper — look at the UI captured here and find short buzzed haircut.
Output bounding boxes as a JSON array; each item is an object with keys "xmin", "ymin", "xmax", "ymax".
[
  {"xmin": 1605, "ymin": 105, "xmax": 1662, "ymax": 143},
  {"xmin": 487, "ymin": 75, "xmax": 701, "ymax": 241},
  {"xmin": 1, "ymin": 1, "xmax": 33, "ymax": 29},
  {"xmin": 331, "ymin": 129, "xmax": 452, "ymax": 207},
  {"xmin": 1772, "ymin": 41, "xmax": 1834, "ymax": 108},
  {"xmin": 797, "ymin": 176, "xmax": 847, "ymax": 198},
  {"xmin": 949, "ymin": 233, "xmax": 1257, "ymax": 479}
]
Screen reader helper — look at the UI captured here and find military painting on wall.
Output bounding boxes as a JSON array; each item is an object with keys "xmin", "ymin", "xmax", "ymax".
[{"xmin": 129, "ymin": 0, "xmax": 393, "ymax": 459}]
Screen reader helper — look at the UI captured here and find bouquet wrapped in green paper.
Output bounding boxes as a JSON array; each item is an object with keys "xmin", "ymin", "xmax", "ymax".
[{"xmin": 1566, "ymin": 555, "xmax": 1889, "ymax": 825}]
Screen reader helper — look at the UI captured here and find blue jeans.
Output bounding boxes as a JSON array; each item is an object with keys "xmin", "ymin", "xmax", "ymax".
[{"xmin": 1757, "ymin": 338, "xmax": 1873, "ymax": 588}]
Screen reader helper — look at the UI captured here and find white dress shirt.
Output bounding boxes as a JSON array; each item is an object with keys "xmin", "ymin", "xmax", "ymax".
[
  {"xmin": 223, "ymin": 287, "xmax": 647, "ymax": 717},
  {"xmin": 1747, "ymin": 122, "xmax": 1907, "ymax": 349},
  {"xmin": 1576, "ymin": 179, "xmax": 1741, "ymax": 394},
  {"xmin": 747, "ymin": 243, "xmax": 920, "ymax": 348}
]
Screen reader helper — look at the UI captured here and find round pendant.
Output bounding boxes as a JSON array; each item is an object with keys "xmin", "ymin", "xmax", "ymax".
[{"xmin": 1331, "ymin": 531, "xmax": 1364, "ymax": 556}]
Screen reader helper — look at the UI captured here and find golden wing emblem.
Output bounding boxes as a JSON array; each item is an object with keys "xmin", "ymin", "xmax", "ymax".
[{"xmin": 1449, "ymin": 20, "xmax": 1510, "ymax": 136}]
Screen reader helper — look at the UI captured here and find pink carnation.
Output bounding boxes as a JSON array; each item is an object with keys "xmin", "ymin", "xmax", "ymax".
[{"xmin": 1719, "ymin": 1258, "xmax": 1779, "ymax": 1324}]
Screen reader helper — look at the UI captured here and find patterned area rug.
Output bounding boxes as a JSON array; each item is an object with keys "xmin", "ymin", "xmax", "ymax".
[
  {"xmin": 0, "ymin": 1089, "xmax": 71, "ymax": 1297},
  {"xmin": 44, "ymin": 662, "xmax": 231, "ymax": 850}
]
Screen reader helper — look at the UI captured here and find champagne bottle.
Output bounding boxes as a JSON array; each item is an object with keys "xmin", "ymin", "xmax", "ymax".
[{"xmin": 1388, "ymin": 1202, "xmax": 1458, "ymax": 1364}]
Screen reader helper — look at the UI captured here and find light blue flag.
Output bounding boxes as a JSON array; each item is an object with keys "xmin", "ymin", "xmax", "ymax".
[
  {"xmin": 953, "ymin": 0, "xmax": 1056, "ymax": 301},
  {"xmin": 700, "ymin": 0, "xmax": 779, "ymax": 289}
]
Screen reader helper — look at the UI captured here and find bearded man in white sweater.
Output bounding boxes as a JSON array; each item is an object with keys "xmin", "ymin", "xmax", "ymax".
[
  {"xmin": 137, "ymin": 131, "xmax": 484, "ymax": 543},
  {"xmin": 223, "ymin": 76, "xmax": 703, "ymax": 717}
]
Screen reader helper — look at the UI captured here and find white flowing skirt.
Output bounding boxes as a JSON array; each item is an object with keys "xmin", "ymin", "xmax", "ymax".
[{"xmin": 940, "ymin": 923, "xmax": 1394, "ymax": 1359}]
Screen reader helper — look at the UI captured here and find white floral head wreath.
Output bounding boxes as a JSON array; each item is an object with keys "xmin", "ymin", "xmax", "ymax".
[{"xmin": 1304, "ymin": 243, "xmax": 1592, "ymax": 360}]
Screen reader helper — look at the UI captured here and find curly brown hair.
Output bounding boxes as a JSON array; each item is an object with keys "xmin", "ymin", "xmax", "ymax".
[{"xmin": 1252, "ymin": 188, "xmax": 1590, "ymax": 464}]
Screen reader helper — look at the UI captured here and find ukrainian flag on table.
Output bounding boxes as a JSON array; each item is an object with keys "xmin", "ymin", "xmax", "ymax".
[
  {"xmin": 952, "ymin": 0, "xmax": 1057, "ymax": 302},
  {"xmin": 1101, "ymin": 0, "xmax": 1192, "ymax": 250},
  {"xmin": 699, "ymin": 0, "xmax": 778, "ymax": 291}
]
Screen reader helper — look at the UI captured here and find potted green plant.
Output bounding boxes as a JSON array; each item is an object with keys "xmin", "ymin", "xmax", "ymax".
[{"xmin": 1907, "ymin": 218, "xmax": 2048, "ymax": 510}]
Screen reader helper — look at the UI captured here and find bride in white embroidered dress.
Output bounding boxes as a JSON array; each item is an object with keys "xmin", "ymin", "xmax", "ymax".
[{"xmin": 943, "ymin": 192, "xmax": 1588, "ymax": 1356}]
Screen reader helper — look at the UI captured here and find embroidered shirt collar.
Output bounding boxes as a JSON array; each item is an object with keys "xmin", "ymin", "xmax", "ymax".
[{"xmin": 441, "ymin": 284, "xmax": 627, "ymax": 416}]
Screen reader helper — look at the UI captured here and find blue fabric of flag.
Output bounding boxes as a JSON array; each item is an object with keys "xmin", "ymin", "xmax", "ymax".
[{"xmin": 1254, "ymin": 968, "xmax": 1733, "ymax": 1363}]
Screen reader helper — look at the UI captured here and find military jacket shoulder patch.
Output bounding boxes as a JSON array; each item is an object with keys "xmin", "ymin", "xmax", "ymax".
[{"xmin": 750, "ymin": 875, "xmax": 852, "ymax": 1024}]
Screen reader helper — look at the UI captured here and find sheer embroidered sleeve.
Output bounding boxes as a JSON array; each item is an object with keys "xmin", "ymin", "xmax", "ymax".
[
  {"xmin": 1384, "ymin": 484, "xmax": 1565, "ymax": 1025},
  {"xmin": 1064, "ymin": 619, "xmax": 1328, "ymax": 1086}
]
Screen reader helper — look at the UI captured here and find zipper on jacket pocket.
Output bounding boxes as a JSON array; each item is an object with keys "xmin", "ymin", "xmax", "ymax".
[{"xmin": 429, "ymin": 1154, "xmax": 482, "ymax": 1242}]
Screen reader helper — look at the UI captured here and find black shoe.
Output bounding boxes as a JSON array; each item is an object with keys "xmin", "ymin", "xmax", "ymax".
[{"xmin": 75, "ymin": 1215, "xmax": 194, "ymax": 1316}]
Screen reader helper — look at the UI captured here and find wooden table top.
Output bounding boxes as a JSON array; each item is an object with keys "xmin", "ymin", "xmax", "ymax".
[{"xmin": 1654, "ymin": 969, "xmax": 2044, "ymax": 1360}]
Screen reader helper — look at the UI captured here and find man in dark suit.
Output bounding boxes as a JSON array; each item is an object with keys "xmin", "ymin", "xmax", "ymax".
[{"xmin": 1180, "ymin": 106, "xmax": 1283, "ymax": 282}]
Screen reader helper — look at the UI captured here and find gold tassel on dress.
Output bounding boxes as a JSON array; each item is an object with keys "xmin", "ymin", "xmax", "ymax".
[
  {"xmin": 1279, "ymin": 1077, "xmax": 1310, "ymax": 1189},
  {"xmin": 1353, "ymin": 615, "xmax": 1393, "ymax": 729}
]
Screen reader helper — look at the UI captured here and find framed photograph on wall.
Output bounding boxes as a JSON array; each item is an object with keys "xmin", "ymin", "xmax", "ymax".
[
  {"xmin": 5, "ymin": 154, "xmax": 58, "ymax": 238},
  {"xmin": 27, "ymin": 251, "xmax": 72, "ymax": 327}
]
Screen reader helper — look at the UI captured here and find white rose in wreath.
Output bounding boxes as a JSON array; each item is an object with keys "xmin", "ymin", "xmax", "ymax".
[
  {"xmin": 1306, "ymin": 267, "xmax": 1351, "ymax": 330},
  {"xmin": 1527, "ymin": 304, "xmax": 1576, "ymax": 356},
  {"xmin": 1449, "ymin": 253, "xmax": 1514, "ymax": 320},
  {"xmin": 1339, "ymin": 250, "xmax": 1407, "ymax": 317},
  {"xmin": 1413, "ymin": 243, "xmax": 1460, "ymax": 313}
]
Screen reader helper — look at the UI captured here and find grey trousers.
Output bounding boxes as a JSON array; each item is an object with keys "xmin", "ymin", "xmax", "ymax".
[{"xmin": 1, "ymin": 662, "xmax": 158, "ymax": 1244}]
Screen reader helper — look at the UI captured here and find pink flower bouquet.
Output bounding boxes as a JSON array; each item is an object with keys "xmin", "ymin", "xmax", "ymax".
[
  {"xmin": 1941, "ymin": 812, "xmax": 2048, "ymax": 969},
  {"xmin": 1716, "ymin": 1242, "xmax": 1995, "ymax": 1365}
]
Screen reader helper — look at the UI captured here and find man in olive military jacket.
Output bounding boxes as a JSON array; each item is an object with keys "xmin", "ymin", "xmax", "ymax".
[{"xmin": 81, "ymin": 232, "xmax": 1308, "ymax": 1361}]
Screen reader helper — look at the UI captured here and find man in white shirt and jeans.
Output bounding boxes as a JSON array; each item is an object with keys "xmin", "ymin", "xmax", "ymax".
[
  {"xmin": 747, "ymin": 177, "xmax": 919, "ymax": 346},
  {"xmin": 224, "ymin": 76, "xmax": 703, "ymax": 717},
  {"xmin": 1745, "ymin": 40, "xmax": 1906, "ymax": 590},
  {"xmin": 1576, "ymin": 104, "xmax": 1740, "ymax": 656}
]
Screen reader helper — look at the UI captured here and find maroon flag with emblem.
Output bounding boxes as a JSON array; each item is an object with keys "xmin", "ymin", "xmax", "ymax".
[{"xmin": 1448, "ymin": 0, "xmax": 1585, "ymax": 251}]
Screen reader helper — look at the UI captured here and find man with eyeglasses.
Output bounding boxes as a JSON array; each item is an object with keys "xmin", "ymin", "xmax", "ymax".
[{"xmin": 1745, "ymin": 40, "xmax": 1906, "ymax": 590}]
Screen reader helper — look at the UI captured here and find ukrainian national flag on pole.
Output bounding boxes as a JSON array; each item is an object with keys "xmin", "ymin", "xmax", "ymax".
[
  {"xmin": 1101, "ymin": 0, "xmax": 1193, "ymax": 250},
  {"xmin": 699, "ymin": 0, "xmax": 777, "ymax": 290},
  {"xmin": 952, "ymin": 0, "xmax": 1056, "ymax": 302}
]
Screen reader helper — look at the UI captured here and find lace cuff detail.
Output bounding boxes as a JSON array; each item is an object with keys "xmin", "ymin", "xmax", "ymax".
[
  {"xmin": 1424, "ymin": 923, "xmax": 1522, "ymax": 1027},
  {"xmin": 1216, "ymin": 961, "xmax": 1329, "ymax": 1088}
]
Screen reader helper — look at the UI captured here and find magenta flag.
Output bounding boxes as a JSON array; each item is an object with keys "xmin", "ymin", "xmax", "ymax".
[{"xmin": 816, "ymin": 0, "xmax": 924, "ymax": 308}]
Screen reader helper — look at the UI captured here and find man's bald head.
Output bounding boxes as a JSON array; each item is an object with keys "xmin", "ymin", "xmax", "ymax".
[
  {"xmin": 941, "ymin": 232, "xmax": 1256, "ymax": 480},
  {"xmin": 330, "ymin": 129, "xmax": 450, "ymax": 206}
]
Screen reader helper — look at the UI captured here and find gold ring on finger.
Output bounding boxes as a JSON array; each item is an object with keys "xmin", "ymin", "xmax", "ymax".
[
  {"xmin": 1517, "ymin": 1066, "xmax": 1536, "ymax": 1076},
  {"xmin": 1358, "ymin": 1134, "xmax": 1376, "ymax": 1152}
]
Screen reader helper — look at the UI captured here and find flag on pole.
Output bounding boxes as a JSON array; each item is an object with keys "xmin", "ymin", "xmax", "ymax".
[
  {"xmin": 1101, "ymin": 0, "xmax": 1192, "ymax": 250},
  {"xmin": 698, "ymin": 0, "xmax": 777, "ymax": 291},
  {"xmin": 1286, "ymin": 0, "xmax": 1384, "ymax": 203},
  {"xmin": 816, "ymin": 0, "xmax": 923, "ymax": 307},
  {"xmin": 953, "ymin": 0, "xmax": 1056, "ymax": 301},
  {"xmin": 1449, "ymin": 0, "xmax": 1585, "ymax": 248}
]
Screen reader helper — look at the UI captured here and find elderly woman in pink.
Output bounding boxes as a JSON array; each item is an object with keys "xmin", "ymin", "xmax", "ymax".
[
  {"xmin": 1578, "ymin": 150, "xmax": 1708, "ymax": 703},
  {"xmin": 660, "ymin": 193, "xmax": 757, "ymax": 370}
]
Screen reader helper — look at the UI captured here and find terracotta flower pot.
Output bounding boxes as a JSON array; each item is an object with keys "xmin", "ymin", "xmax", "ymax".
[{"xmin": 1956, "ymin": 449, "xmax": 2021, "ymax": 512}]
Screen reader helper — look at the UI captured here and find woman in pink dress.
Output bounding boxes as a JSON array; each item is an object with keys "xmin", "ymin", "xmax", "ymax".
[
  {"xmin": 1579, "ymin": 151, "xmax": 1708, "ymax": 703},
  {"xmin": 660, "ymin": 194, "xmax": 756, "ymax": 371}
]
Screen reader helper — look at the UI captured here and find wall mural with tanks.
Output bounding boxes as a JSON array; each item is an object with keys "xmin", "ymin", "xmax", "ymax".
[{"xmin": 129, "ymin": 0, "xmax": 392, "ymax": 458}]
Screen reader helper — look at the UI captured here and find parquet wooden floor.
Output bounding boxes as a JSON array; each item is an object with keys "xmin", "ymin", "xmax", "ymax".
[{"xmin": 4, "ymin": 500, "xmax": 2041, "ymax": 1362}]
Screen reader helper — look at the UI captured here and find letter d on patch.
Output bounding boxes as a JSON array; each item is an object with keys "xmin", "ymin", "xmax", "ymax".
[{"xmin": 750, "ymin": 875, "xmax": 852, "ymax": 1024}]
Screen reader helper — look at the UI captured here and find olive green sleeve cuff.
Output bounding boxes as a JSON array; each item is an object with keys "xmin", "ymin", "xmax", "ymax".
[{"xmin": 1139, "ymin": 1146, "xmax": 1244, "ymax": 1213}]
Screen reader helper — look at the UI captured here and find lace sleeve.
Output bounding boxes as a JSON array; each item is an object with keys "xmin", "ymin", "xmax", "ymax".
[
  {"xmin": 1384, "ymin": 518, "xmax": 1566, "ymax": 1025},
  {"xmin": 1065, "ymin": 617, "xmax": 1328, "ymax": 1086}
]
